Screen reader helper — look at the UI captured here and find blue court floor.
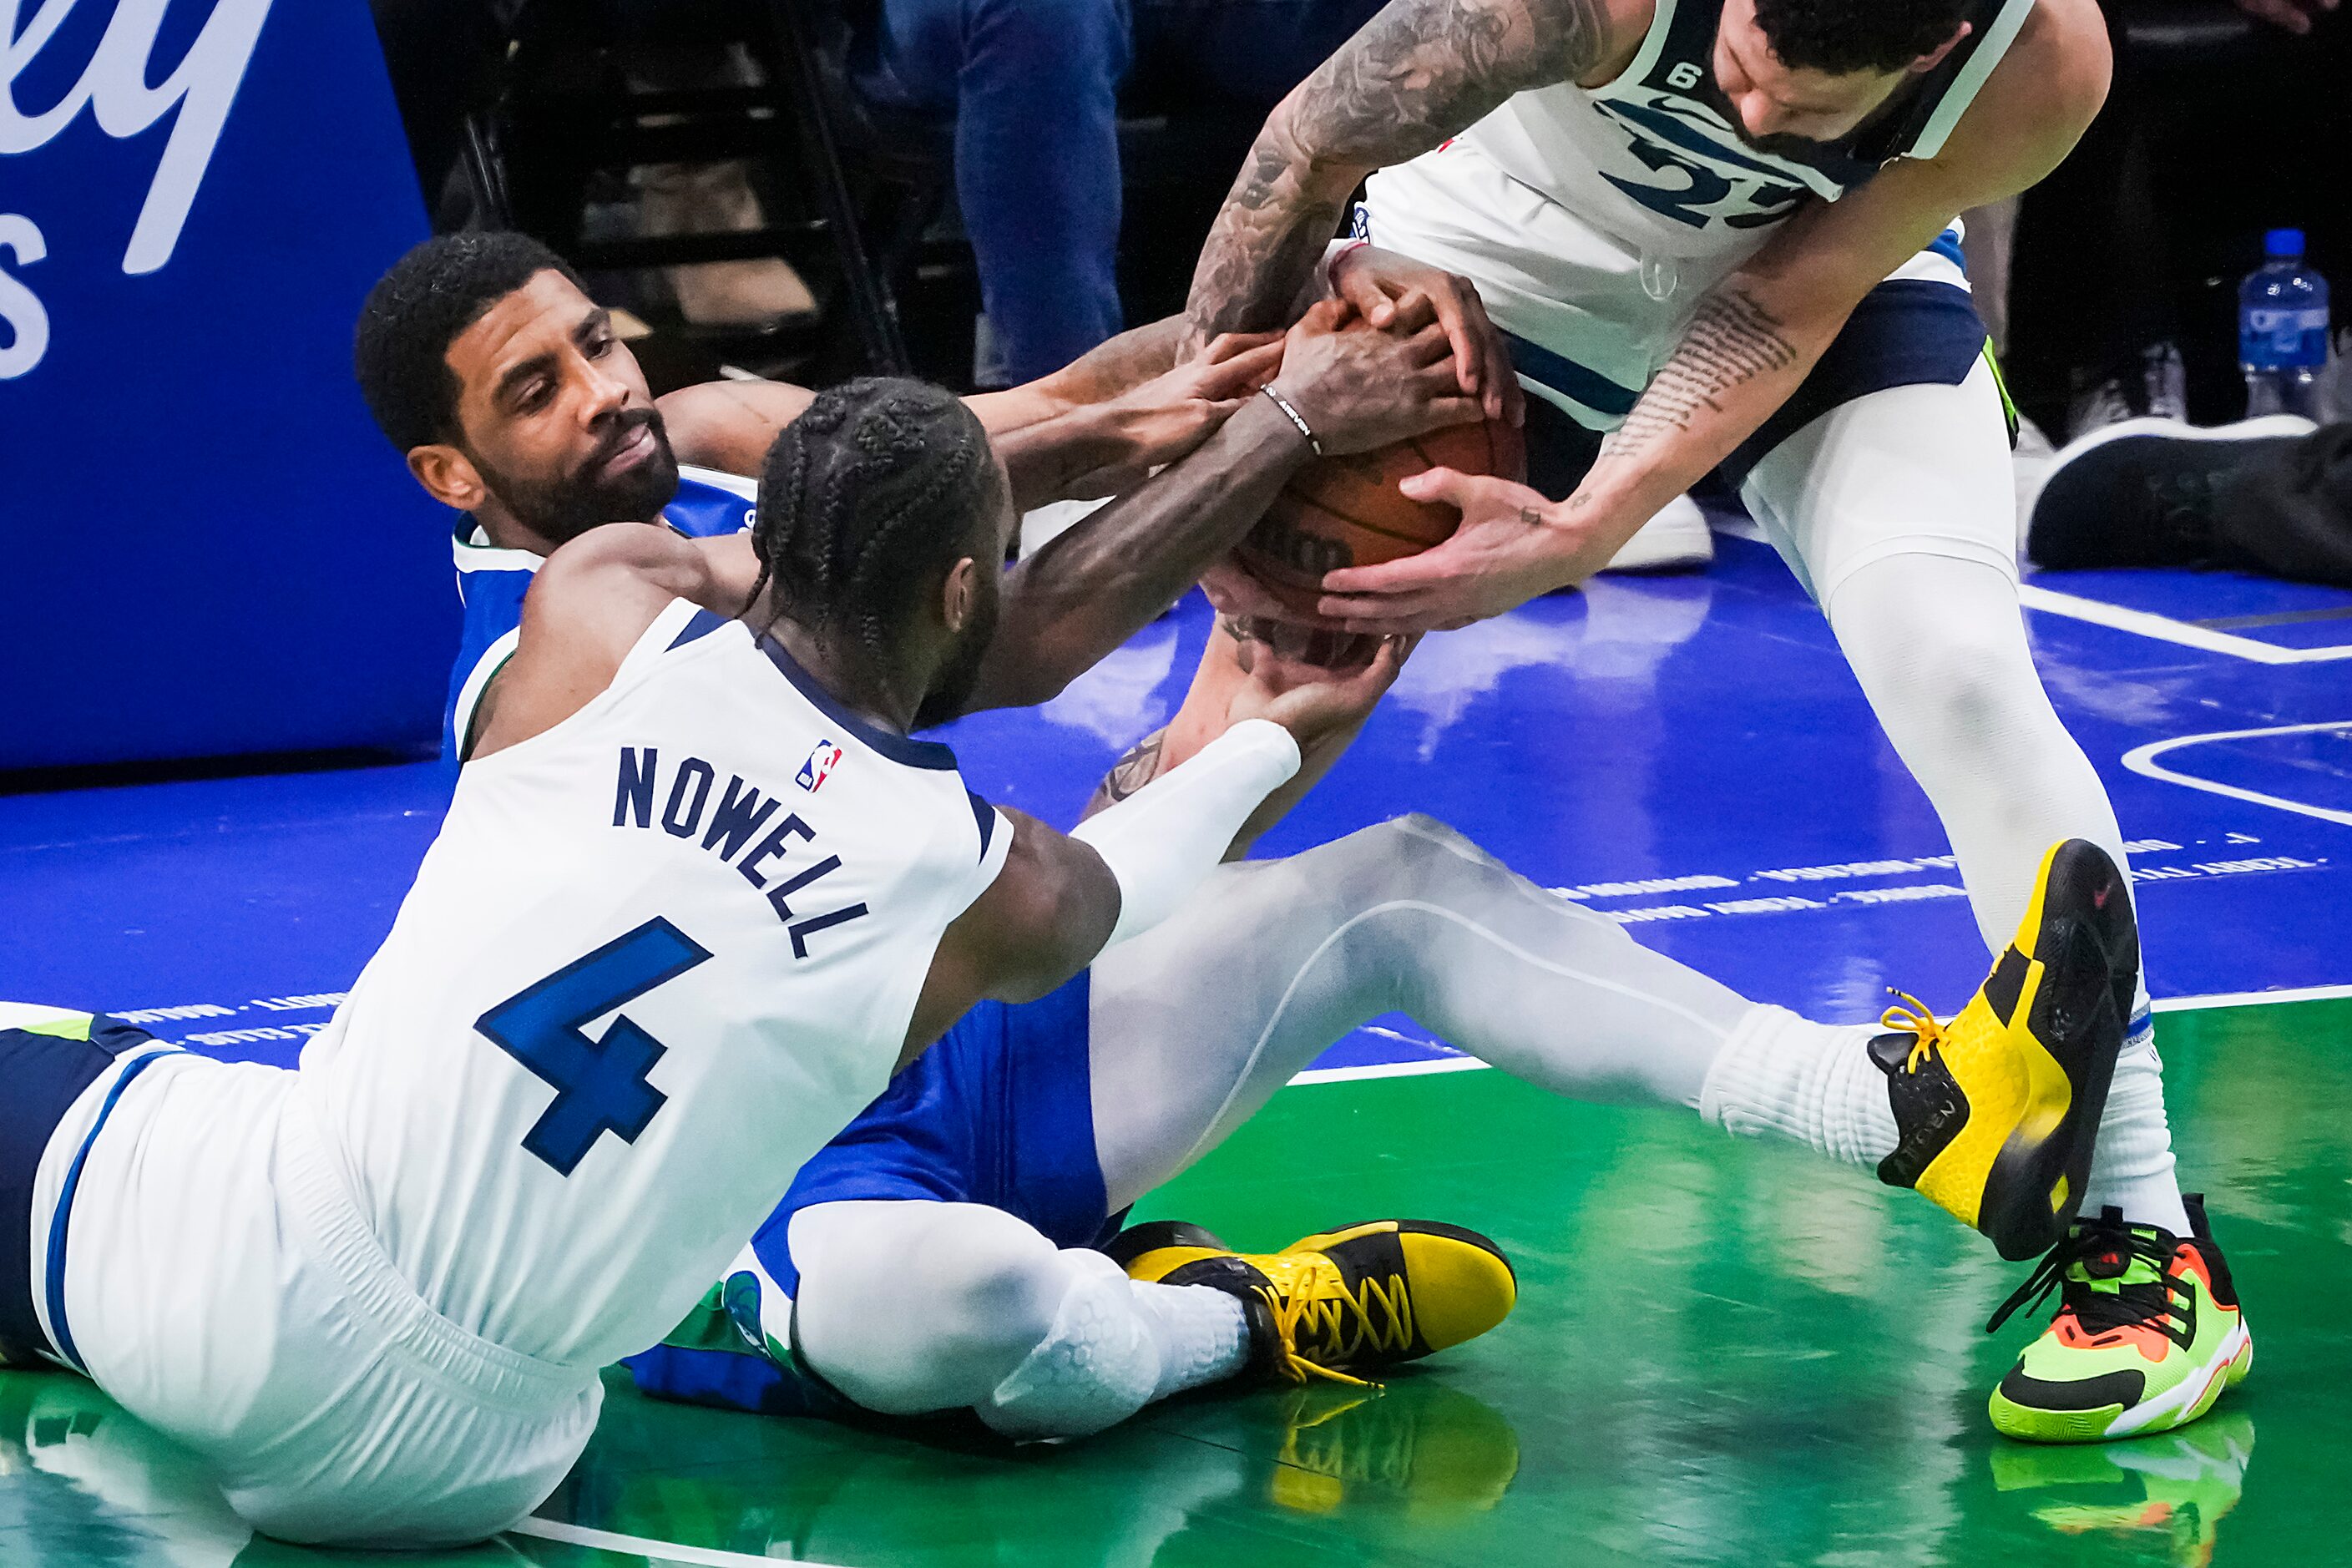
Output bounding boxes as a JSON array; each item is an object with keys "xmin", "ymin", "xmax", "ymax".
[{"xmin": 6, "ymin": 534, "xmax": 2347, "ymax": 1070}]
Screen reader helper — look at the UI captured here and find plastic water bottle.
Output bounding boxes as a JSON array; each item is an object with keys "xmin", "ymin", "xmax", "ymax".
[{"xmin": 2239, "ymin": 229, "xmax": 2330, "ymax": 419}]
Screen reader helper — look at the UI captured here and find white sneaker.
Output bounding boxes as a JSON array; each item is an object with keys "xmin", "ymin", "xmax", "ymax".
[
  {"xmin": 1598, "ymin": 493, "xmax": 1714, "ymax": 574},
  {"xmin": 2050, "ymin": 412, "xmax": 2319, "ymax": 468}
]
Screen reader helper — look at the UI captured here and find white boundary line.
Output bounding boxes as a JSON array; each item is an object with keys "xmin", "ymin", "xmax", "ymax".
[
  {"xmin": 1712, "ymin": 520, "xmax": 2352, "ymax": 663},
  {"xmin": 512, "ymin": 1515, "xmax": 855, "ymax": 1567},
  {"xmin": 1297, "ymin": 984, "xmax": 2352, "ymax": 1086},
  {"xmin": 2121, "ymin": 722, "xmax": 2352, "ymax": 827},
  {"xmin": 2153, "ymin": 982, "xmax": 2352, "ymax": 1012},
  {"xmin": 2017, "ymin": 584, "xmax": 2352, "ymax": 665},
  {"xmin": 1290, "ymin": 1055, "xmax": 1490, "ymax": 1087}
]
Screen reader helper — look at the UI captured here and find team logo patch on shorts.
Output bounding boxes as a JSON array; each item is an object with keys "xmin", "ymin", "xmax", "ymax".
[{"xmin": 797, "ymin": 740, "xmax": 843, "ymax": 792}]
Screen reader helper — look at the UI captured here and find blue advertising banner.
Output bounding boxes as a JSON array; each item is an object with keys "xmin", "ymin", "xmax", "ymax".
[{"xmin": 1, "ymin": 0, "xmax": 449, "ymax": 770}]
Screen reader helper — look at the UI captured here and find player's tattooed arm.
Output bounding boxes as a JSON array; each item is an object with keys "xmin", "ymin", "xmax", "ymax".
[
  {"xmin": 1186, "ymin": 0, "xmax": 1615, "ymax": 341},
  {"xmin": 1596, "ymin": 286, "xmax": 1798, "ymax": 463},
  {"xmin": 1080, "ymin": 729, "xmax": 1171, "ymax": 824},
  {"xmin": 1078, "ymin": 617, "xmax": 1399, "ymax": 859}
]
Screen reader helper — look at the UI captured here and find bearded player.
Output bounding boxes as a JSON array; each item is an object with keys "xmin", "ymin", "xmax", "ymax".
[{"xmin": 1180, "ymin": 0, "xmax": 2244, "ymax": 1441}]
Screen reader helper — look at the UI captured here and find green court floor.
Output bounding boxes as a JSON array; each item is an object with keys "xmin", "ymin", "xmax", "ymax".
[{"xmin": 3, "ymin": 996, "xmax": 2342, "ymax": 1567}]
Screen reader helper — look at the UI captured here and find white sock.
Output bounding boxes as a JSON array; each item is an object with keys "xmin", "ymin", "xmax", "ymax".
[
  {"xmin": 2078, "ymin": 1016, "xmax": 2192, "ymax": 1236},
  {"xmin": 1698, "ymin": 1005, "xmax": 1897, "ymax": 1168},
  {"xmin": 1130, "ymin": 1282, "xmax": 1250, "ymax": 1399}
]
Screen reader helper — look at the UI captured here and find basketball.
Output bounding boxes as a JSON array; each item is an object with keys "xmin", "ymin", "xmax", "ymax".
[{"xmin": 1235, "ymin": 409, "xmax": 1527, "ymax": 621}]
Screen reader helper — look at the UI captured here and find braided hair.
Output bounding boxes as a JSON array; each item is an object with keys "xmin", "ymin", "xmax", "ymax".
[{"xmin": 751, "ymin": 377, "xmax": 1002, "ymax": 658}]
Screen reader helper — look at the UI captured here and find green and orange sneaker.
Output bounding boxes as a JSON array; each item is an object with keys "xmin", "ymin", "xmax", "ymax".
[
  {"xmin": 1869, "ymin": 838, "xmax": 2137, "ymax": 1261},
  {"xmin": 1987, "ymin": 1195, "xmax": 2251, "ymax": 1443},
  {"xmin": 1106, "ymin": 1219, "xmax": 1516, "ymax": 1385}
]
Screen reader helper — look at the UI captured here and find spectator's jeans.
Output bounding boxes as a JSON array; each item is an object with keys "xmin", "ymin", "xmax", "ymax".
[{"xmin": 860, "ymin": 0, "xmax": 1379, "ymax": 383}]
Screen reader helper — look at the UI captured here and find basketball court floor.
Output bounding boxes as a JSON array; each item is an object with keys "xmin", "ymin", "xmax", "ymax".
[{"xmin": 3, "ymin": 533, "xmax": 2348, "ymax": 1565}]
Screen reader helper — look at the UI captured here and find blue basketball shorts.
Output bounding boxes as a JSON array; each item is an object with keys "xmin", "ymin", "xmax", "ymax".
[{"xmin": 625, "ymin": 972, "xmax": 1110, "ymax": 1419}]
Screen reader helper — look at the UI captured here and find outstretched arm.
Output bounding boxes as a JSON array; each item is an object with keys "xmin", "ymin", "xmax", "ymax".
[
  {"xmin": 903, "ymin": 647, "xmax": 1400, "ymax": 1058},
  {"xmin": 906, "ymin": 637, "xmax": 1409, "ymax": 1058},
  {"xmin": 1185, "ymin": 0, "xmax": 1619, "ymax": 387},
  {"xmin": 1311, "ymin": 0, "xmax": 2112, "ymax": 632},
  {"xmin": 967, "ymin": 315, "xmax": 1194, "ymax": 427},
  {"xmin": 655, "ymin": 321, "xmax": 1266, "ymax": 513},
  {"xmin": 1082, "ymin": 619, "xmax": 1411, "ymax": 857},
  {"xmin": 930, "ymin": 303, "xmax": 1478, "ymax": 721},
  {"xmin": 653, "ymin": 311, "xmax": 1452, "ymax": 524}
]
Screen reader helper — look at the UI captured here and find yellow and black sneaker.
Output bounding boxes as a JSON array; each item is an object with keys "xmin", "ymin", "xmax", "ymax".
[
  {"xmin": 1106, "ymin": 1219, "xmax": 1517, "ymax": 1385},
  {"xmin": 1870, "ymin": 838, "xmax": 2137, "ymax": 1261}
]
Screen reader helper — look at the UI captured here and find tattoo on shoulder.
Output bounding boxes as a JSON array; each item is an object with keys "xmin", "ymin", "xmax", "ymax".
[
  {"xmin": 1300, "ymin": 0, "xmax": 1611, "ymax": 156},
  {"xmin": 1189, "ymin": 0, "xmax": 1613, "ymax": 336},
  {"xmin": 1080, "ymin": 728, "xmax": 1170, "ymax": 821},
  {"xmin": 1600, "ymin": 286, "xmax": 1796, "ymax": 463}
]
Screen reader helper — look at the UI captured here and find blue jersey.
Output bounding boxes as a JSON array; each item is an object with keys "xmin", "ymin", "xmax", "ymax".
[{"xmin": 443, "ymin": 466, "xmax": 758, "ymax": 759}]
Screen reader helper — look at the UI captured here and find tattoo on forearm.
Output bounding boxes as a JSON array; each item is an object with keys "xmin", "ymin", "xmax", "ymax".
[
  {"xmin": 1081, "ymin": 728, "xmax": 1170, "ymax": 821},
  {"xmin": 1600, "ymin": 287, "xmax": 1798, "ymax": 463},
  {"xmin": 1187, "ymin": 0, "xmax": 1611, "ymax": 337}
]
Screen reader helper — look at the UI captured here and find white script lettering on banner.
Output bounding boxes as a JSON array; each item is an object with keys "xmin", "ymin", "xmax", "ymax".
[
  {"xmin": 0, "ymin": 0, "xmax": 276, "ymax": 276},
  {"xmin": 0, "ymin": 212, "xmax": 48, "ymax": 377}
]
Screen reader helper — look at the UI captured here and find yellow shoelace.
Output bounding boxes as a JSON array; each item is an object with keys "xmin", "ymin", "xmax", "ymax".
[
  {"xmin": 1879, "ymin": 989, "xmax": 1947, "ymax": 1073},
  {"xmin": 1257, "ymin": 1255, "xmax": 1415, "ymax": 1387}
]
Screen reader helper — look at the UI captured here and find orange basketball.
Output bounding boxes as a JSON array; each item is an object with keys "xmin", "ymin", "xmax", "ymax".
[{"xmin": 1235, "ymin": 413, "xmax": 1526, "ymax": 621}]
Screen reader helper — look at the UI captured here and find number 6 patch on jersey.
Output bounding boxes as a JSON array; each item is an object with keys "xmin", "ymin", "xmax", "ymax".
[{"xmin": 475, "ymin": 918, "xmax": 714, "ymax": 1176}]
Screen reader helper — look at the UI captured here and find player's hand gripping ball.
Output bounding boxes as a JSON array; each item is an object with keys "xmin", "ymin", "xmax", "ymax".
[{"xmin": 1235, "ymin": 374, "xmax": 1525, "ymax": 624}]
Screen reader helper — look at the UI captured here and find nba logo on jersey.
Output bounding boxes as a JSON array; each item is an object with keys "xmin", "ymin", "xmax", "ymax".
[{"xmin": 797, "ymin": 741, "xmax": 843, "ymax": 793}]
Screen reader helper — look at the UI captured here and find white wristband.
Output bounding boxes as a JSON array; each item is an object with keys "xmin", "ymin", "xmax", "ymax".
[
  {"xmin": 1070, "ymin": 719, "xmax": 1302, "ymax": 947},
  {"xmin": 1260, "ymin": 385, "xmax": 1322, "ymax": 457}
]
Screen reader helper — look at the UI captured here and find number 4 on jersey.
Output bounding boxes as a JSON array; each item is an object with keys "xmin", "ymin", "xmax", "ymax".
[{"xmin": 476, "ymin": 918, "xmax": 714, "ymax": 1176}]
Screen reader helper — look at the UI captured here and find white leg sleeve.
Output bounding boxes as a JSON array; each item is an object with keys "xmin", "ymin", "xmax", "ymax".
[
  {"xmin": 1070, "ymin": 719, "xmax": 1300, "ymax": 947},
  {"xmin": 1743, "ymin": 367, "xmax": 2188, "ymax": 1234},
  {"xmin": 1087, "ymin": 815, "xmax": 1890, "ymax": 1211},
  {"xmin": 787, "ymin": 1201, "xmax": 1245, "ymax": 1439}
]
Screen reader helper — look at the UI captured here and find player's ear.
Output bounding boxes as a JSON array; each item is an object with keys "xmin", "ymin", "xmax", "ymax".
[
  {"xmin": 1909, "ymin": 19, "xmax": 1970, "ymax": 73},
  {"xmin": 940, "ymin": 555, "xmax": 980, "ymax": 634},
  {"xmin": 408, "ymin": 443, "xmax": 488, "ymax": 512}
]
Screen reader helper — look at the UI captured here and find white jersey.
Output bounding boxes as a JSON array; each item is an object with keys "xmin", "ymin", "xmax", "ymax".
[
  {"xmin": 1363, "ymin": 0, "xmax": 2031, "ymax": 426},
  {"xmin": 301, "ymin": 597, "xmax": 1010, "ymax": 1370}
]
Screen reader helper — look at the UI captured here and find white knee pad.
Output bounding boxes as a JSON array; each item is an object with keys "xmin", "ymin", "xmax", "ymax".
[{"xmin": 979, "ymin": 1250, "xmax": 1161, "ymax": 1440}]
